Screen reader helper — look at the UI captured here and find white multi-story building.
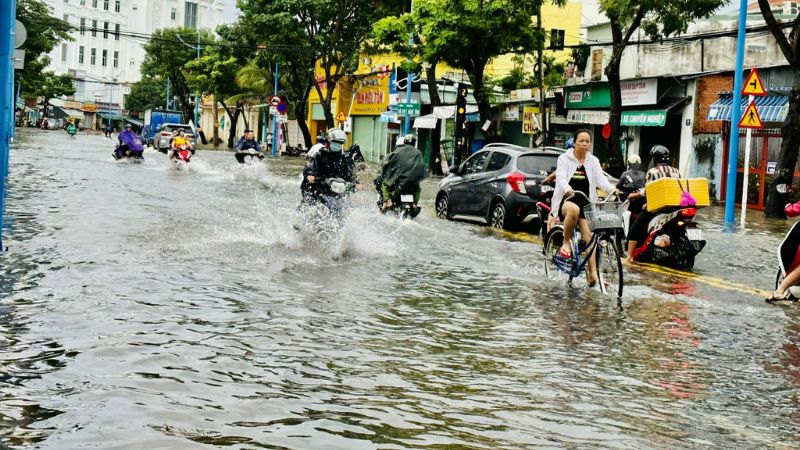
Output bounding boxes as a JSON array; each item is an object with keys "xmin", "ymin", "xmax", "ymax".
[{"xmin": 42, "ymin": 0, "xmax": 225, "ymax": 121}]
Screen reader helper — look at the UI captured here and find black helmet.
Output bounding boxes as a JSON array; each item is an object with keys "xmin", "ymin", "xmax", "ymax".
[{"xmin": 650, "ymin": 145, "xmax": 671, "ymax": 165}]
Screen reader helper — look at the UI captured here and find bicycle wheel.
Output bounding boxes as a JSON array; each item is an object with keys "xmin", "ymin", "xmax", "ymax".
[
  {"xmin": 596, "ymin": 234, "xmax": 623, "ymax": 297},
  {"xmin": 543, "ymin": 227, "xmax": 564, "ymax": 280}
]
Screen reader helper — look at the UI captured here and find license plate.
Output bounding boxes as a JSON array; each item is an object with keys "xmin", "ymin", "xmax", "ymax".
[
  {"xmin": 687, "ymin": 228, "xmax": 703, "ymax": 241},
  {"xmin": 540, "ymin": 185, "xmax": 553, "ymax": 193},
  {"xmin": 400, "ymin": 194, "xmax": 414, "ymax": 203}
]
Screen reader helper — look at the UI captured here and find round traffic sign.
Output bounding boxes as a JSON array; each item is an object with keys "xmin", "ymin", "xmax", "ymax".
[
  {"xmin": 270, "ymin": 95, "xmax": 280, "ymax": 107},
  {"xmin": 277, "ymin": 102, "xmax": 287, "ymax": 114},
  {"xmin": 15, "ymin": 20, "xmax": 27, "ymax": 49}
]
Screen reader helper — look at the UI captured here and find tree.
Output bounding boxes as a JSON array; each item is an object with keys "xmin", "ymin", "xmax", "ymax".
[
  {"xmin": 494, "ymin": 54, "xmax": 565, "ymax": 91},
  {"xmin": 125, "ymin": 77, "xmax": 167, "ymax": 115},
  {"xmin": 759, "ymin": 0, "xmax": 800, "ymax": 218},
  {"xmin": 141, "ymin": 28, "xmax": 215, "ymax": 123},
  {"xmin": 237, "ymin": 0, "xmax": 405, "ymax": 129},
  {"xmin": 598, "ymin": 0, "xmax": 724, "ymax": 174},
  {"xmin": 408, "ymin": 0, "xmax": 558, "ymax": 138},
  {"xmin": 37, "ymin": 72, "xmax": 76, "ymax": 117},
  {"xmin": 16, "ymin": 0, "xmax": 73, "ymax": 100}
]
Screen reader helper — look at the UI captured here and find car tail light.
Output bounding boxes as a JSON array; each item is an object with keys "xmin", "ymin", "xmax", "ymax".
[
  {"xmin": 679, "ymin": 208, "xmax": 697, "ymax": 218},
  {"xmin": 506, "ymin": 172, "xmax": 527, "ymax": 194},
  {"xmin": 160, "ymin": 132, "xmax": 171, "ymax": 136}
]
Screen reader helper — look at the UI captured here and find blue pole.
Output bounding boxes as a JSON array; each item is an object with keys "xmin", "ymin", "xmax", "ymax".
[
  {"xmin": 0, "ymin": 0, "xmax": 15, "ymax": 252},
  {"xmin": 723, "ymin": 0, "xmax": 749, "ymax": 231},
  {"xmin": 404, "ymin": 0, "xmax": 414, "ymax": 135},
  {"xmin": 272, "ymin": 61, "xmax": 278, "ymax": 156}
]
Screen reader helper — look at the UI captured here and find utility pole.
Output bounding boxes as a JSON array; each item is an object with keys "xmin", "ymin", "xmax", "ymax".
[
  {"xmin": 723, "ymin": 0, "xmax": 749, "ymax": 231},
  {"xmin": 272, "ymin": 62, "xmax": 278, "ymax": 156},
  {"xmin": 0, "ymin": 0, "xmax": 16, "ymax": 253},
  {"xmin": 537, "ymin": 6, "xmax": 546, "ymax": 146},
  {"xmin": 165, "ymin": 78, "xmax": 170, "ymax": 110},
  {"xmin": 404, "ymin": 0, "xmax": 414, "ymax": 135}
]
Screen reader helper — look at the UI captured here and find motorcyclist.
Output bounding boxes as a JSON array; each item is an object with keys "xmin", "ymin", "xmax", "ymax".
[
  {"xmin": 65, "ymin": 121, "xmax": 77, "ymax": 137},
  {"xmin": 624, "ymin": 145, "xmax": 681, "ymax": 263},
  {"xmin": 168, "ymin": 129, "xmax": 193, "ymax": 160},
  {"xmin": 234, "ymin": 129, "xmax": 264, "ymax": 163},
  {"xmin": 771, "ymin": 200, "xmax": 800, "ymax": 301},
  {"xmin": 379, "ymin": 133, "xmax": 426, "ymax": 215},
  {"xmin": 301, "ymin": 128, "xmax": 355, "ymax": 203},
  {"xmin": 616, "ymin": 154, "xmax": 647, "ymax": 214},
  {"xmin": 114, "ymin": 123, "xmax": 144, "ymax": 159}
]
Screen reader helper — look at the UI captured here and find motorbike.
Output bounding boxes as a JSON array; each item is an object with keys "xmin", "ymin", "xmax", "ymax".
[
  {"xmin": 375, "ymin": 177, "xmax": 420, "ymax": 219},
  {"xmin": 113, "ymin": 138, "xmax": 145, "ymax": 162},
  {"xmin": 628, "ymin": 205, "xmax": 706, "ymax": 269},
  {"xmin": 172, "ymin": 144, "xmax": 193, "ymax": 166},
  {"xmin": 236, "ymin": 148, "xmax": 264, "ymax": 164},
  {"xmin": 297, "ymin": 177, "xmax": 355, "ymax": 240}
]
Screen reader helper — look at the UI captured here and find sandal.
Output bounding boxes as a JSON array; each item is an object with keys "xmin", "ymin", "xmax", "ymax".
[
  {"xmin": 557, "ymin": 246, "xmax": 572, "ymax": 259},
  {"xmin": 766, "ymin": 290, "xmax": 793, "ymax": 303}
]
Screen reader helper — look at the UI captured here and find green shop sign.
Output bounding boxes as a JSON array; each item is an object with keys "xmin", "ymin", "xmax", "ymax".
[
  {"xmin": 621, "ymin": 110, "xmax": 667, "ymax": 127},
  {"xmin": 565, "ymin": 83, "xmax": 611, "ymax": 108}
]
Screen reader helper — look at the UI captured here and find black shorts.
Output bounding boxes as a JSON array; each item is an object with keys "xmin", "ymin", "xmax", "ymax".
[{"xmin": 558, "ymin": 191, "xmax": 591, "ymax": 221}]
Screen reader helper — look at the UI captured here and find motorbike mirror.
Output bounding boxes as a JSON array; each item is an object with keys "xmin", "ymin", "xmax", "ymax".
[
  {"xmin": 776, "ymin": 183, "xmax": 791, "ymax": 194},
  {"xmin": 539, "ymin": 170, "xmax": 548, "ymax": 176}
]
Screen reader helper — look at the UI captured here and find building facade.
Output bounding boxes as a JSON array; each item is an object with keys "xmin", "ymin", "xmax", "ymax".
[{"xmin": 41, "ymin": 0, "xmax": 225, "ymax": 126}]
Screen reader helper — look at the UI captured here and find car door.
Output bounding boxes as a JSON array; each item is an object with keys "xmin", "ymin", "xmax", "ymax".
[
  {"xmin": 449, "ymin": 150, "xmax": 489, "ymax": 216},
  {"xmin": 473, "ymin": 151, "xmax": 512, "ymax": 214}
]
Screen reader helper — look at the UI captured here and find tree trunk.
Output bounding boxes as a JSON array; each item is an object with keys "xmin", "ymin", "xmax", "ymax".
[
  {"xmin": 212, "ymin": 94, "xmax": 220, "ymax": 147},
  {"xmin": 171, "ymin": 74, "xmax": 193, "ymax": 124},
  {"xmin": 296, "ymin": 84, "xmax": 313, "ymax": 148},
  {"xmin": 241, "ymin": 102, "xmax": 250, "ymax": 131},
  {"xmin": 219, "ymin": 98, "xmax": 240, "ymax": 148},
  {"xmin": 765, "ymin": 67, "xmax": 800, "ymax": 218},
  {"xmin": 604, "ymin": 54, "xmax": 625, "ymax": 176},
  {"xmin": 470, "ymin": 64, "xmax": 496, "ymax": 140},
  {"xmin": 426, "ymin": 63, "xmax": 443, "ymax": 175}
]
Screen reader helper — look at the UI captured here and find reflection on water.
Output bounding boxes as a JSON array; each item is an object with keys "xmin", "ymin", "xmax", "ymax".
[{"xmin": 0, "ymin": 129, "xmax": 798, "ymax": 448}]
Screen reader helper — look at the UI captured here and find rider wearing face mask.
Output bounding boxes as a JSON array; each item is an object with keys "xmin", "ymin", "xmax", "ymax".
[{"xmin": 301, "ymin": 128, "xmax": 356, "ymax": 201}]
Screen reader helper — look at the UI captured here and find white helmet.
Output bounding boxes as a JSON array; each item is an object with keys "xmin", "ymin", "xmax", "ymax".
[
  {"xmin": 327, "ymin": 129, "xmax": 347, "ymax": 152},
  {"xmin": 627, "ymin": 154, "xmax": 641, "ymax": 165}
]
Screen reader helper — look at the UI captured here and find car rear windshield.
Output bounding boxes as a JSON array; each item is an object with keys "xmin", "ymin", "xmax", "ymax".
[
  {"xmin": 165, "ymin": 125, "xmax": 193, "ymax": 133},
  {"xmin": 517, "ymin": 154, "xmax": 558, "ymax": 175}
]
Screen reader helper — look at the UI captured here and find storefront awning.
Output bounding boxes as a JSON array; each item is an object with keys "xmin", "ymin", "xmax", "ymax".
[
  {"xmin": 431, "ymin": 105, "xmax": 479, "ymax": 119},
  {"xmin": 57, "ymin": 107, "xmax": 85, "ymax": 119},
  {"xmin": 413, "ymin": 114, "xmax": 438, "ymax": 129},
  {"xmin": 707, "ymin": 94, "xmax": 788, "ymax": 122},
  {"xmin": 97, "ymin": 113, "xmax": 125, "ymax": 121},
  {"xmin": 124, "ymin": 117, "xmax": 143, "ymax": 126}
]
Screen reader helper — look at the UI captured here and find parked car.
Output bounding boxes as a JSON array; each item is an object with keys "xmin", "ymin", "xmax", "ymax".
[
  {"xmin": 435, "ymin": 145, "xmax": 560, "ymax": 231},
  {"xmin": 153, "ymin": 123, "xmax": 196, "ymax": 153}
]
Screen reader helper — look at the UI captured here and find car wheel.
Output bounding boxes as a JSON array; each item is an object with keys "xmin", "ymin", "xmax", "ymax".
[
  {"xmin": 435, "ymin": 194, "xmax": 451, "ymax": 220},
  {"xmin": 489, "ymin": 202, "xmax": 507, "ymax": 229}
]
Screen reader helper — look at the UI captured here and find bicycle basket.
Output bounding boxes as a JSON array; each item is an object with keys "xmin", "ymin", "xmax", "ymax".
[{"xmin": 583, "ymin": 202, "xmax": 624, "ymax": 231}]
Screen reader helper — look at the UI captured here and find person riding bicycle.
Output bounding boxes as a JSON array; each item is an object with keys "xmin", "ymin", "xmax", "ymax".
[
  {"xmin": 301, "ymin": 129, "xmax": 355, "ymax": 204},
  {"xmin": 234, "ymin": 129, "xmax": 264, "ymax": 163},
  {"xmin": 378, "ymin": 134, "xmax": 426, "ymax": 216},
  {"xmin": 552, "ymin": 129, "xmax": 618, "ymax": 286},
  {"xmin": 624, "ymin": 145, "xmax": 681, "ymax": 263}
]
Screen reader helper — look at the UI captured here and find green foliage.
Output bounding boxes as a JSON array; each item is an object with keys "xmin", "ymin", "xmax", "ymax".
[
  {"xmin": 16, "ymin": 0, "xmax": 74, "ymax": 99},
  {"xmin": 599, "ymin": 0, "xmax": 726, "ymax": 45},
  {"xmin": 141, "ymin": 28, "xmax": 215, "ymax": 120},
  {"xmin": 569, "ymin": 43, "xmax": 590, "ymax": 69},
  {"xmin": 495, "ymin": 55, "xmax": 565, "ymax": 91},
  {"xmin": 125, "ymin": 77, "xmax": 167, "ymax": 113},
  {"xmin": 40, "ymin": 72, "xmax": 76, "ymax": 99}
]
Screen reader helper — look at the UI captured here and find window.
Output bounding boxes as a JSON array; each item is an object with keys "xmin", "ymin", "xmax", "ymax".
[
  {"xmin": 102, "ymin": 49, "xmax": 108, "ymax": 66},
  {"xmin": 115, "ymin": 0, "xmax": 120, "ymax": 12},
  {"xmin": 103, "ymin": 22, "xmax": 109, "ymax": 39},
  {"xmin": 78, "ymin": 46, "xmax": 85, "ymax": 64},
  {"xmin": 80, "ymin": 0, "xmax": 85, "ymax": 5},
  {"xmin": 170, "ymin": 8, "xmax": 177, "ymax": 20},
  {"xmin": 63, "ymin": 14, "xmax": 69, "ymax": 22},
  {"xmin": 550, "ymin": 29, "xmax": 565, "ymax": 50},
  {"xmin": 61, "ymin": 44, "xmax": 68, "ymax": 62},
  {"xmin": 103, "ymin": 0, "xmax": 109, "ymax": 10},
  {"xmin": 517, "ymin": 155, "xmax": 558, "ymax": 176},
  {"xmin": 80, "ymin": 18, "xmax": 85, "ymax": 35},
  {"xmin": 486, "ymin": 152, "xmax": 511, "ymax": 172},
  {"xmin": 462, "ymin": 151, "xmax": 489, "ymax": 175},
  {"xmin": 92, "ymin": 19, "xmax": 97, "ymax": 37},
  {"xmin": 113, "ymin": 50, "xmax": 119, "ymax": 68},
  {"xmin": 184, "ymin": 2, "xmax": 198, "ymax": 29},
  {"xmin": 90, "ymin": 48, "xmax": 96, "ymax": 65},
  {"xmin": 114, "ymin": 24, "xmax": 120, "ymax": 40},
  {"xmin": 92, "ymin": 0, "xmax": 97, "ymax": 7}
]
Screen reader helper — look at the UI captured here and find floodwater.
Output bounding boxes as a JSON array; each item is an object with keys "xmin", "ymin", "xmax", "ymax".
[{"xmin": 0, "ymin": 128, "xmax": 799, "ymax": 449}]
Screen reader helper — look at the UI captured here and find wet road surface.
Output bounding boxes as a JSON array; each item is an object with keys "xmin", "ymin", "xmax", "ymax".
[{"xmin": 0, "ymin": 129, "xmax": 799, "ymax": 449}]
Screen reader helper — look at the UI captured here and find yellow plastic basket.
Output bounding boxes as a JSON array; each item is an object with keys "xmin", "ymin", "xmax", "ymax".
[{"xmin": 645, "ymin": 178, "xmax": 710, "ymax": 212}]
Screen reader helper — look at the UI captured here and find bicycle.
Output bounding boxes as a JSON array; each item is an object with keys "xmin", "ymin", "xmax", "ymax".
[{"xmin": 542, "ymin": 193, "xmax": 625, "ymax": 297}]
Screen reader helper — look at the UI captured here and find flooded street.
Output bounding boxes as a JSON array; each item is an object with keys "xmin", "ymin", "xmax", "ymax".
[{"xmin": 1, "ymin": 129, "xmax": 799, "ymax": 449}]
